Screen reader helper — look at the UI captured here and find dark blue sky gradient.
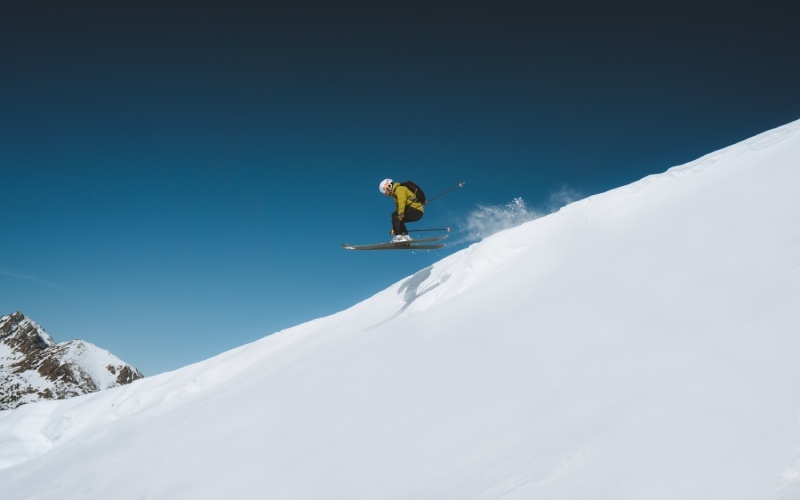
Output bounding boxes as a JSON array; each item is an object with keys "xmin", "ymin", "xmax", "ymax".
[{"xmin": 2, "ymin": 1, "xmax": 799, "ymax": 374}]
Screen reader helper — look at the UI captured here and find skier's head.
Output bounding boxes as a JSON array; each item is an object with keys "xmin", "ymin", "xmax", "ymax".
[{"xmin": 379, "ymin": 178, "xmax": 393, "ymax": 196}]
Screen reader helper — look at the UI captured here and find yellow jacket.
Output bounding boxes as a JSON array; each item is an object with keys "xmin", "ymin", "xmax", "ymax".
[{"xmin": 391, "ymin": 183, "xmax": 425, "ymax": 217}]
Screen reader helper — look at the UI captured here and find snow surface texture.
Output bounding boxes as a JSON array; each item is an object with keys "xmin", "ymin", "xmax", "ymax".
[{"xmin": 1, "ymin": 120, "xmax": 799, "ymax": 499}]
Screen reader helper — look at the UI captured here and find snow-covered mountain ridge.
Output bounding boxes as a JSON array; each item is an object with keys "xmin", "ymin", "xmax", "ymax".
[
  {"xmin": 0, "ymin": 312, "xmax": 143, "ymax": 410},
  {"xmin": 0, "ymin": 119, "xmax": 799, "ymax": 499}
]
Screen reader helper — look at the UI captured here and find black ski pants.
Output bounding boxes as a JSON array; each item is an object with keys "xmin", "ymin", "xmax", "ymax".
[{"xmin": 391, "ymin": 207, "xmax": 423, "ymax": 235}]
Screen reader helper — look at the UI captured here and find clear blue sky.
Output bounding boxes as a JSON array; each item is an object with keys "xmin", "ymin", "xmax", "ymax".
[{"xmin": 2, "ymin": 1, "xmax": 798, "ymax": 375}]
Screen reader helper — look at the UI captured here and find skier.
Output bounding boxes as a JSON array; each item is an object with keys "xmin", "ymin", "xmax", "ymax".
[{"xmin": 379, "ymin": 178, "xmax": 424, "ymax": 242}]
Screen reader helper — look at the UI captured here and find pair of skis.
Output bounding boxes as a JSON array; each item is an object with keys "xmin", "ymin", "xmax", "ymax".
[{"xmin": 342, "ymin": 234, "xmax": 448, "ymax": 251}]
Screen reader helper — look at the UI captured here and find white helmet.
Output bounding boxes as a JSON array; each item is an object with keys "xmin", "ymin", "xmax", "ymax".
[{"xmin": 379, "ymin": 178, "xmax": 393, "ymax": 195}]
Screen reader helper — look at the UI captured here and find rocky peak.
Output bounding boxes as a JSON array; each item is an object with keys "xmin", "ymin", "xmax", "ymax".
[
  {"xmin": 1, "ymin": 312, "xmax": 55, "ymax": 355},
  {"xmin": 1, "ymin": 312, "xmax": 144, "ymax": 410}
]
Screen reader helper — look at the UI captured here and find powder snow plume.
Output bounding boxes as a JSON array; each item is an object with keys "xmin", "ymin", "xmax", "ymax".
[
  {"xmin": 460, "ymin": 187, "xmax": 582, "ymax": 244},
  {"xmin": 465, "ymin": 197, "xmax": 542, "ymax": 241}
]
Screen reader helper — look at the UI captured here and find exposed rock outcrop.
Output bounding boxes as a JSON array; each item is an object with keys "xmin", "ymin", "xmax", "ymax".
[{"xmin": 0, "ymin": 312, "xmax": 144, "ymax": 410}]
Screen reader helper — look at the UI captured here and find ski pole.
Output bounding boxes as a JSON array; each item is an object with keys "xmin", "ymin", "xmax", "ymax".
[
  {"xmin": 409, "ymin": 227, "xmax": 451, "ymax": 233},
  {"xmin": 425, "ymin": 181, "xmax": 465, "ymax": 205}
]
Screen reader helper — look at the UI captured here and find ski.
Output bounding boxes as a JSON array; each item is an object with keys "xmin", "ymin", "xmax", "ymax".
[
  {"xmin": 345, "ymin": 243, "xmax": 446, "ymax": 251},
  {"xmin": 342, "ymin": 235, "xmax": 447, "ymax": 251}
]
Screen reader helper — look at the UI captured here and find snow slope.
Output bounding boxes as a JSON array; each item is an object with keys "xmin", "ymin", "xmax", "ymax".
[{"xmin": 1, "ymin": 120, "xmax": 799, "ymax": 499}]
